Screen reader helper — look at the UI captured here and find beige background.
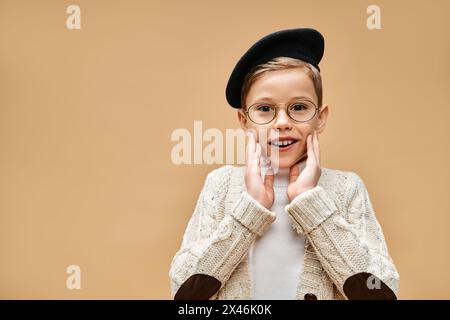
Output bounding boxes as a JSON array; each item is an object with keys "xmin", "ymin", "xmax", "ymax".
[{"xmin": 1, "ymin": 0, "xmax": 449, "ymax": 299}]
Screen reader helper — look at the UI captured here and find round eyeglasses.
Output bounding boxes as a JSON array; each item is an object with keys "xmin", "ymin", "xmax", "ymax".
[{"xmin": 244, "ymin": 99, "xmax": 320, "ymax": 125}]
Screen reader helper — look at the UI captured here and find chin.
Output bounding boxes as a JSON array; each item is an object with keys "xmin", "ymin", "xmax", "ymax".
[
  {"xmin": 279, "ymin": 159, "xmax": 297, "ymax": 169},
  {"xmin": 266, "ymin": 145, "xmax": 305, "ymax": 169},
  {"xmin": 270, "ymin": 157, "xmax": 297, "ymax": 170}
]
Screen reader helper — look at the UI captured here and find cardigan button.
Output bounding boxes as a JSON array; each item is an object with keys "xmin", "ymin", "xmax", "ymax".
[{"xmin": 304, "ymin": 293, "xmax": 318, "ymax": 300}]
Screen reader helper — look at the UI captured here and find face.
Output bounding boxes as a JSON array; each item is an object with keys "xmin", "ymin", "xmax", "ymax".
[{"xmin": 238, "ymin": 68, "xmax": 329, "ymax": 169}]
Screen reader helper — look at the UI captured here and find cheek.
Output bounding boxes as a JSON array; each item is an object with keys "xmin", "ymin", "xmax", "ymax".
[
  {"xmin": 294, "ymin": 124, "xmax": 313, "ymax": 140},
  {"xmin": 250, "ymin": 126, "xmax": 270, "ymax": 141},
  {"xmin": 244, "ymin": 127, "xmax": 269, "ymax": 156},
  {"xmin": 294, "ymin": 125, "xmax": 313, "ymax": 153},
  {"xmin": 256, "ymin": 128, "xmax": 271, "ymax": 154}
]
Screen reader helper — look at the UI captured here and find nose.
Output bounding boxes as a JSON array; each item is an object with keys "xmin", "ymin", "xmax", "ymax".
[{"xmin": 272, "ymin": 108, "xmax": 293, "ymax": 131}]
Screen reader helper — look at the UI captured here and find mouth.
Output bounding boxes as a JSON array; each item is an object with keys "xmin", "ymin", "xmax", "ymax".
[{"xmin": 268, "ymin": 139, "xmax": 299, "ymax": 150}]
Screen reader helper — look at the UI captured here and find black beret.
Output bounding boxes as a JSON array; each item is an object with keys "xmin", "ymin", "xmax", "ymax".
[{"xmin": 225, "ymin": 27, "xmax": 325, "ymax": 108}]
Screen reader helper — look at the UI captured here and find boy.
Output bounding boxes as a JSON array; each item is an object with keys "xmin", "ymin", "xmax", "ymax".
[{"xmin": 169, "ymin": 28, "xmax": 399, "ymax": 300}]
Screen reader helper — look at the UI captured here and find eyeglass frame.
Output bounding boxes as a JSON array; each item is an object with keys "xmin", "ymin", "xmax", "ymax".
[{"xmin": 243, "ymin": 99, "xmax": 321, "ymax": 125}]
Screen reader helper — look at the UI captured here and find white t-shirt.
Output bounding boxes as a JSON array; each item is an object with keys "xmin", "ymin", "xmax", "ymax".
[{"xmin": 249, "ymin": 159, "xmax": 307, "ymax": 300}]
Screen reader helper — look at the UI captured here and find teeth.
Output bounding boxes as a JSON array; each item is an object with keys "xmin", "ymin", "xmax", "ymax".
[{"xmin": 272, "ymin": 140, "xmax": 294, "ymax": 146}]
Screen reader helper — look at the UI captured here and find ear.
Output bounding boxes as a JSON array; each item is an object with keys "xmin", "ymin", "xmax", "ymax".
[
  {"xmin": 316, "ymin": 104, "xmax": 329, "ymax": 134},
  {"xmin": 237, "ymin": 109, "xmax": 248, "ymax": 130}
]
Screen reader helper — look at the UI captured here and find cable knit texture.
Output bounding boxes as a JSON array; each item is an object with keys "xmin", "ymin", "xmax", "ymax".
[{"xmin": 169, "ymin": 165, "xmax": 400, "ymax": 299}]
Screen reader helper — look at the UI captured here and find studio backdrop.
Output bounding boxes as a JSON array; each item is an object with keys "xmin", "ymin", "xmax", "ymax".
[{"xmin": 1, "ymin": 0, "xmax": 449, "ymax": 299}]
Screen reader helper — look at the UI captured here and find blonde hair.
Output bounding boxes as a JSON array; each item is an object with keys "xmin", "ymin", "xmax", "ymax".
[{"xmin": 240, "ymin": 57, "xmax": 322, "ymax": 109}]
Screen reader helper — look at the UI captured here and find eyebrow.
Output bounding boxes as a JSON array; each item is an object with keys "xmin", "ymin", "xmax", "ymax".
[{"xmin": 250, "ymin": 95, "xmax": 315, "ymax": 104}]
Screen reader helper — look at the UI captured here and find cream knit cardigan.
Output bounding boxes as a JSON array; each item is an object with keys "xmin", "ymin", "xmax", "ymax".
[{"xmin": 169, "ymin": 165, "xmax": 400, "ymax": 300}]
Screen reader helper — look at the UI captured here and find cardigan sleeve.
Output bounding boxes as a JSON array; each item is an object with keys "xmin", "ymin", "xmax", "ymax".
[
  {"xmin": 169, "ymin": 167, "xmax": 276, "ymax": 299},
  {"xmin": 285, "ymin": 173, "xmax": 400, "ymax": 299}
]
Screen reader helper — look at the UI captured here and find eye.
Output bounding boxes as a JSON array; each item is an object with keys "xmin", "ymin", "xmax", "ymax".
[
  {"xmin": 290, "ymin": 103, "xmax": 306, "ymax": 111},
  {"xmin": 256, "ymin": 104, "xmax": 273, "ymax": 112}
]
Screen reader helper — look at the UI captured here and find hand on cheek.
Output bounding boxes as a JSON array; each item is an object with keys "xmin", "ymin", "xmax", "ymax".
[
  {"xmin": 287, "ymin": 130, "xmax": 322, "ymax": 202},
  {"xmin": 244, "ymin": 131, "xmax": 275, "ymax": 210}
]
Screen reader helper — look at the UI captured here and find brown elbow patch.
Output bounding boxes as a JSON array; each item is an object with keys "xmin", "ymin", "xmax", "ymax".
[
  {"xmin": 174, "ymin": 274, "xmax": 222, "ymax": 300},
  {"xmin": 343, "ymin": 272, "xmax": 397, "ymax": 300}
]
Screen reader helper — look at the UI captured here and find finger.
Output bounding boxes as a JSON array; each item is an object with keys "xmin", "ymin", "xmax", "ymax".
[
  {"xmin": 313, "ymin": 130, "xmax": 321, "ymax": 164},
  {"xmin": 261, "ymin": 153, "xmax": 271, "ymax": 167},
  {"xmin": 289, "ymin": 162, "xmax": 300, "ymax": 183},
  {"xmin": 306, "ymin": 133, "xmax": 315, "ymax": 164},
  {"xmin": 245, "ymin": 132, "xmax": 251, "ymax": 169},
  {"xmin": 255, "ymin": 142, "xmax": 262, "ymax": 173},
  {"xmin": 310, "ymin": 131, "xmax": 317, "ymax": 163},
  {"xmin": 248, "ymin": 129, "xmax": 256, "ymax": 153},
  {"xmin": 264, "ymin": 167, "xmax": 274, "ymax": 190},
  {"xmin": 256, "ymin": 142, "xmax": 262, "ymax": 159},
  {"xmin": 246, "ymin": 130, "xmax": 256, "ymax": 168}
]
